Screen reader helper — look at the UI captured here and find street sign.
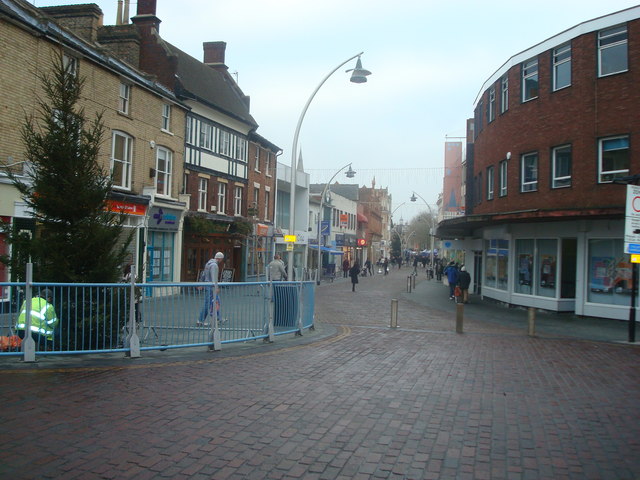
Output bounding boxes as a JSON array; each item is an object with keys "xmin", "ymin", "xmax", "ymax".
[
  {"xmin": 284, "ymin": 234, "xmax": 296, "ymax": 243},
  {"xmin": 631, "ymin": 255, "xmax": 640, "ymax": 264},
  {"xmin": 625, "ymin": 185, "xmax": 640, "ymax": 254}
]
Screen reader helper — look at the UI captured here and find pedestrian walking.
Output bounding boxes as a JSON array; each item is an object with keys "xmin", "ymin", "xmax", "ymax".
[
  {"xmin": 457, "ymin": 265, "xmax": 472, "ymax": 303},
  {"xmin": 365, "ymin": 259, "xmax": 372, "ymax": 276},
  {"xmin": 443, "ymin": 261, "xmax": 459, "ymax": 300},
  {"xmin": 343, "ymin": 258, "xmax": 350, "ymax": 278},
  {"xmin": 198, "ymin": 252, "xmax": 224, "ymax": 326},
  {"xmin": 412, "ymin": 256, "xmax": 419, "ymax": 275},
  {"xmin": 383, "ymin": 257, "xmax": 389, "ymax": 275},
  {"xmin": 349, "ymin": 262, "xmax": 360, "ymax": 292},
  {"xmin": 267, "ymin": 253, "xmax": 287, "ymax": 281}
]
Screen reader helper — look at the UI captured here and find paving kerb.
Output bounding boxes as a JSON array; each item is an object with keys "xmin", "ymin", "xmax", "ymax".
[{"xmin": 1, "ymin": 267, "xmax": 639, "ymax": 479}]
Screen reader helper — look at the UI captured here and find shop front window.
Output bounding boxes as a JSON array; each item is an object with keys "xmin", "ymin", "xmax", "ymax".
[
  {"xmin": 588, "ymin": 239, "xmax": 632, "ymax": 306},
  {"xmin": 516, "ymin": 239, "xmax": 534, "ymax": 294},
  {"xmin": 485, "ymin": 239, "xmax": 509, "ymax": 290},
  {"xmin": 536, "ymin": 239, "xmax": 557, "ymax": 298},
  {"xmin": 147, "ymin": 231, "xmax": 174, "ymax": 282}
]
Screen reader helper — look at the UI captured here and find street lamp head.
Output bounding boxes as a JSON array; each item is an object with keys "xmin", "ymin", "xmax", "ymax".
[
  {"xmin": 410, "ymin": 193, "xmax": 417, "ymax": 203},
  {"xmin": 347, "ymin": 57, "xmax": 372, "ymax": 84},
  {"xmin": 345, "ymin": 165, "xmax": 356, "ymax": 178}
]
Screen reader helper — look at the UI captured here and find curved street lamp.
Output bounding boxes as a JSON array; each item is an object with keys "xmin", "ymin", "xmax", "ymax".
[
  {"xmin": 410, "ymin": 191, "xmax": 437, "ymax": 265},
  {"xmin": 316, "ymin": 163, "xmax": 356, "ymax": 284},
  {"xmin": 287, "ymin": 53, "xmax": 371, "ymax": 279}
]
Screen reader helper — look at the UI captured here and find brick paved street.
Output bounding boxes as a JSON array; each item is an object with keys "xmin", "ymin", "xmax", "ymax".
[{"xmin": 1, "ymin": 269, "xmax": 639, "ymax": 479}]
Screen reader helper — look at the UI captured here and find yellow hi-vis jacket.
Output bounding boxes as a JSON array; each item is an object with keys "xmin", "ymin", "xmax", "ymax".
[{"xmin": 15, "ymin": 297, "xmax": 59, "ymax": 340}]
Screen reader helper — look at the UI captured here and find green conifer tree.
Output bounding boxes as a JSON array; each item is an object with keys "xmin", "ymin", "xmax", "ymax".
[{"xmin": 4, "ymin": 53, "xmax": 130, "ymax": 283}]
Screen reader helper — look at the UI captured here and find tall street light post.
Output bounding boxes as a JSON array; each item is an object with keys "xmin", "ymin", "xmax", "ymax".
[
  {"xmin": 316, "ymin": 164, "xmax": 356, "ymax": 284},
  {"xmin": 410, "ymin": 191, "xmax": 437, "ymax": 266},
  {"xmin": 287, "ymin": 53, "xmax": 371, "ymax": 280}
]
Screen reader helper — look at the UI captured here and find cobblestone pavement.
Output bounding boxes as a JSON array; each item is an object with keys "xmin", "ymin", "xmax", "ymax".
[{"xmin": 1, "ymin": 269, "xmax": 640, "ymax": 479}]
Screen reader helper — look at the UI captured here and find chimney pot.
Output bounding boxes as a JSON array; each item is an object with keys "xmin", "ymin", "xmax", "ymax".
[{"xmin": 137, "ymin": 0, "xmax": 156, "ymax": 16}]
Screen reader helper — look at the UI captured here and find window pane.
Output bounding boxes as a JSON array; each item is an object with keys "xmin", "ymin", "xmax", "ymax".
[
  {"xmin": 535, "ymin": 239, "xmax": 557, "ymax": 298},
  {"xmin": 553, "ymin": 146, "xmax": 571, "ymax": 188},
  {"xmin": 554, "ymin": 61, "xmax": 571, "ymax": 90},
  {"xmin": 601, "ymin": 43, "xmax": 628, "ymax": 75},
  {"xmin": 600, "ymin": 136, "xmax": 629, "ymax": 182},
  {"xmin": 515, "ymin": 239, "xmax": 534, "ymax": 294}
]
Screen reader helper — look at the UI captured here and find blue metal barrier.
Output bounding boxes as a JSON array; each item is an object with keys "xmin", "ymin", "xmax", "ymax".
[{"xmin": 0, "ymin": 280, "xmax": 316, "ymax": 360}]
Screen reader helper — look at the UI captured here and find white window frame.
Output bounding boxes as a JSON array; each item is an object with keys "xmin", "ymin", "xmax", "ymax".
[
  {"xmin": 253, "ymin": 187, "xmax": 259, "ymax": 213},
  {"xmin": 62, "ymin": 53, "xmax": 78, "ymax": 77},
  {"xmin": 598, "ymin": 135, "xmax": 629, "ymax": 183},
  {"xmin": 255, "ymin": 147, "xmax": 261, "ymax": 172},
  {"xmin": 598, "ymin": 25, "xmax": 628, "ymax": 77},
  {"xmin": 200, "ymin": 123, "xmax": 213, "ymax": 151},
  {"xmin": 552, "ymin": 144, "xmax": 572, "ymax": 188},
  {"xmin": 487, "ymin": 166, "xmax": 494, "ymax": 200},
  {"xmin": 234, "ymin": 186, "xmax": 243, "ymax": 216},
  {"xmin": 119, "ymin": 83, "xmax": 131, "ymax": 115},
  {"xmin": 219, "ymin": 130, "xmax": 231, "ymax": 157},
  {"xmin": 265, "ymin": 152, "xmax": 272, "ymax": 177},
  {"xmin": 488, "ymin": 87, "xmax": 496, "ymax": 123},
  {"xmin": 499, "ymin": 160, "xmax": 508, "ymax": 197},
  {"xmin": 111, "ymin": 131, "xmax": 132, "ymax": 190},
  {"xmin": 521, "ymin": 152, "xmax": 538, "ymax": 192},
  {"xmin": 264, "ymin": 189, "xmax": 270, "ymax": 220},
  {"xmin": 198, "ymin": 178, "xmax": 208, "ymax": 211},
  {"xmin": 162, "ymin": 104, "xmax": 171, "ymax": 131},
  {"xmin": 553, "ymin": 43, "xmax": 571, "ymax": 91},
  {"xmin": 155, "ymin": 147, "xmax": 172, "ymax": 197},
  {"xmin": 217, "ymin": 182, "xmax": 227, "ymax": 214},
  {"xmin": 522, "ymin": 58, "xmax": 538, "ymax": 102},
  {"xmin": 500, "ymin": 76, "xmax": 509, "ymax": 114},
  {"xmin": 235, "ymin": 137, "xmax": 247, "ymax": 161}
]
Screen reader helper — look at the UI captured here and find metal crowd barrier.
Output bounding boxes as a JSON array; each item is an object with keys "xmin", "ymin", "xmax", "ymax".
[{"xmin": 0, "ymin": 279, "xmax": 315, "ymax": 361}]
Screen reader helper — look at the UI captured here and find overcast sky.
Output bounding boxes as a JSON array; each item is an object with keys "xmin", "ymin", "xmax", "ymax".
[{"xmin": 32, "ymin": 0, "xmax": 640, "ymax": 222}]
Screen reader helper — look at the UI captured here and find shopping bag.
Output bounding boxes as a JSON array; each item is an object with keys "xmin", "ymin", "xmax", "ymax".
[{"xmin": 454, "ymin": 286, "xmax": 462, "ymax": 297}]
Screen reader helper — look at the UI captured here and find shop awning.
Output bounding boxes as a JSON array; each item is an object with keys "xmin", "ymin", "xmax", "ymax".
[{"xmin": 308, "ymin": 245, "xmax": 344, "ymax": 255}]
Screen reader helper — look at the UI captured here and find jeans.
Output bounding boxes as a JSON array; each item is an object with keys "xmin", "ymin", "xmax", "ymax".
[{"xmin": 199, "ymin": 287, "xmax": 213, "ymax": 323}]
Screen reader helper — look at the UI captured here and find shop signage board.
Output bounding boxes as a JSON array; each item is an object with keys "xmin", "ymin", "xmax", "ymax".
[{"xmin": 624, "ymin": 185, "xmax": 640, "ymax": 254}]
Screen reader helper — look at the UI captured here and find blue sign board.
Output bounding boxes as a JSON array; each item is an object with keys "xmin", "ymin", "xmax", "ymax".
[{"xmin": 321, "ymin": 220, "xmax": 330, "ymax": 236}]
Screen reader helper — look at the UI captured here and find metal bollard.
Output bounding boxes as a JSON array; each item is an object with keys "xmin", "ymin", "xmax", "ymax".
[
  {"xmin": 390, "ymin": 299, "xmax": 398, "ymax": 328},
  {"xmin": 528, "ymin": 307, "xmax": 536, "ymax": 336},
  {"xmin": 456, "ymin": 302, "xmax": 464, "ymax": 333},
  {"xmin": 407, "ymin": 276, "xmax": 412, "ymax": 293},
  {"xmin": 412, "ymin": 274, "xmax": 416, "ymax": 290}
]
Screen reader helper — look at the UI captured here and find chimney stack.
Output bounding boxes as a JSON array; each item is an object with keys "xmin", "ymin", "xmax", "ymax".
[{"xmin": 203, "ymin": 42, "xmax": 227, "ymax": 69}]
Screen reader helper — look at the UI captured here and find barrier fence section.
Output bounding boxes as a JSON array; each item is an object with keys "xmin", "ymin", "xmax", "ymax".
[{"xmin": 0, "ymin": 280, "xmax": 315, "ymax": 360}]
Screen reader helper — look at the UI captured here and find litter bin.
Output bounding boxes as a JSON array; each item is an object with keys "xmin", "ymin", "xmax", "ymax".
[{"xmin": 273, "ymin": 284, "xmax": 299, "ymax": 327}]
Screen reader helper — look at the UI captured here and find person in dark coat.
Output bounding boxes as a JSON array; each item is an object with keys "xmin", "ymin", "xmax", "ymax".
[
  {"xmin": 343, "ymin": 258, "xmax": 350, "ymax": 278},
  {"xmin": 349, "ymin": 262, "xmax": 360, "ymax": 292},
  {"xmin": 457, "ymin": 265, "xmax": 472, "ymax": 303}
]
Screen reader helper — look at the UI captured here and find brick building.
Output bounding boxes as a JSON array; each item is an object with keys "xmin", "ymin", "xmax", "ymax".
[
  {"xmin": 359, "ymin": 180, "xmax": 388, "ymax": 264},
  {"xmin": 0, "ymin": 0, "xmax": 188, "ymax": 289},
  {"xmin": 437, "ymin": 6, "xmax": 640, "ymax": 320},
  {"xmin": 97, "ymin": 0, "xmax": 280, "ymax": 281}
]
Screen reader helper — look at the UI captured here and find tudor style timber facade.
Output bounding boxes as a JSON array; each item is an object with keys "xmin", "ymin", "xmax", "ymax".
[
  {"xmin": 97, "ymin": 0, "xmax": 279, "ymax": 281},
  {"xmin": 0, "ymin": 0, "xmax": 188, "ymax": 291}
]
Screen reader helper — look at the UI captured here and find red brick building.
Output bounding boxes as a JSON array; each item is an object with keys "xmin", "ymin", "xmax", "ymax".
[{"xmin": 438, "ymin": 6, "xmax": 640, "ymax": 319}]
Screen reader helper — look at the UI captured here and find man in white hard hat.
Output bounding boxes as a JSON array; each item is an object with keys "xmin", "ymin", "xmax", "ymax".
[{"xmin": 197, "ymin": 252, "xmax": 224, "ymax": 326}]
